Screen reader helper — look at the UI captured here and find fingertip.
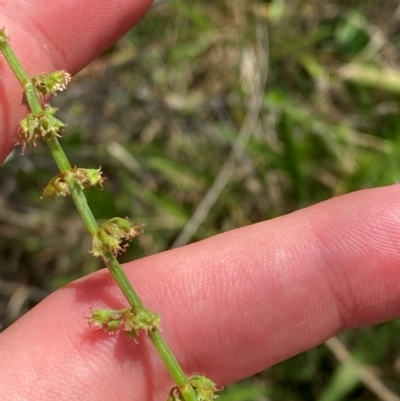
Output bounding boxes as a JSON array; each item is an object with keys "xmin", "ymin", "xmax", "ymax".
[{"xmin": 0, "ymin": 0, "xmax": 153, "ymax": 162}]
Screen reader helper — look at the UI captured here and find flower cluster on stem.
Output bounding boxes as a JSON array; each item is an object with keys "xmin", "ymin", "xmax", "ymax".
[
  {"xmin": 0, "ymin": 28, "xmax": 219, "ymax": 401},
  {"xmin": 89, "ymin": 306, "xmax": 161, "ymax": 340}
]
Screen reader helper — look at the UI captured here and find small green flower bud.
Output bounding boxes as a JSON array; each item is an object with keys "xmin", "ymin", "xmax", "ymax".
[
  {"xmin": 18, "ymin": 114, "xmax": 41, "ymax": 150},
  {"xmin": 42, "ymin": 167, "xmax": 104, "ymax": 199},
  {"xmin": 105, "ymin": 217, "xmax": 143, "ymax": 240},
  {"xmin": 68, "ymin": 167, "xmax": 105, "ymax": 190},
  {"xmin": 88, "ymin": 306, "xmax": 160, "ymax": 338},
  {"xmin": 88, "ymin": 308, "xmax": 129, "ymax": 333},
  {"xmin": 91, "ymin": 232, "xmax": 106, "ymax": 258},
  {"xmin": 38, "ymin": 106, "xmax": 65, "ymax": 137},
  {"xmin": 189, "ymin": 376, "xmax": 219, "ymax": 401},
  {"xmin": 42, "ymin": 175, "xmax": 71, "ymax": 198},
  {"xmin": 18, "ymin": 106, "xmax": 65, "ymax": 151},
  {"xmin": 98, "ymin": 229, "xmax": 125, "ymax": 254},
  {"xmin": 91, "ymin": 228, "xmax": 125, "ymax": 258},
  {"xmin": 124, "ymin": 306, "xmax": 161, "ymax": 338},
  {"xmin": 84, "ymin": 168, "xmax": 105, "ymax": 187},
  {"xmin": 31, "ymin": 70, "xmax": 71, "ymax": 97},
  {"xmin": 91, "ymin": 218, "xmax": 143, "ymax": 258},
  {"xmin": 168, "ymin": 377, "xmax": 219, "ymax": 401}
]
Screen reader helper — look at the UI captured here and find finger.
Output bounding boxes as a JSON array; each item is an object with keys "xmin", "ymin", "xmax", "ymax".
[
  {"xmin": 0, "ymin": 0, "xmax": 153, "ymax": 162},
  {"xmin": 2, "ymin": 185, "xmax": 400, "ymax": 401}
]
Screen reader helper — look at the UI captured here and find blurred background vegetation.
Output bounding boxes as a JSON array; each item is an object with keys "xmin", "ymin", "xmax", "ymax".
[{"xmin": 1, "ymin": 0, "xmax": 400, "ymax": 399}]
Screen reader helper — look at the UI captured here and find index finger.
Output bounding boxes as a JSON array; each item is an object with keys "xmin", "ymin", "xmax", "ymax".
[
  {"xmin": 0, "ymin": 0, "xmax": 153, "ymax": 162},
  {"xmin": 1, "ymin": 186, "xmax": 400, "ymax": 400}
]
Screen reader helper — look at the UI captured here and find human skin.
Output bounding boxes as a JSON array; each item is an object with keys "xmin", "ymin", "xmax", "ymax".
[{"xmin": 1, "ymin": 1, "xmax": 400, "ymax": 400}]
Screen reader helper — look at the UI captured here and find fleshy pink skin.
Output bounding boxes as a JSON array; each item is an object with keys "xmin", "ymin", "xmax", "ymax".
[{"xmin": 1, "ymin": 2, "xmax": 400, "ymax": 401}]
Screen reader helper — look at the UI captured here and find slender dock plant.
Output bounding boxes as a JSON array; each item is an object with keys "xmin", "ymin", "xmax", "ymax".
[{"xmin": 0, "ymin": 29, "xmax": 218, "ymax": 401}]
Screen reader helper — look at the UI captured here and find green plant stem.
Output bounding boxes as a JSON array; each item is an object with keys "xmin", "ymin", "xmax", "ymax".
[
  {"xmin": 0, "ymin": 30, "xmax": 198, "ymax": 401},
  {"xmin": 149, "ymin": 330, "xmax": 195, "ymax": 394},
  {"xmin": 0, "ymin": 34, "xmax": 28, "ymax": 87},
  {"xmin": 106, "ymin": 254, "xmax": 144, "ymax": 307}
]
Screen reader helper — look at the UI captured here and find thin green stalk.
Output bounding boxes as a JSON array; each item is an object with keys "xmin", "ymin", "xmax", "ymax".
[
  {"xmin": 106, "ymin": 254, "xmax": 144, "ymax": 308},
  {"xmin": 23, "ymin": 81, "xmax": 43, "ymax": 113},
  {"xmin": 0, "ymin": 29, "xmax": 199, "ymax": 401},
  {"xmin": 63, "ymin": 175, "xmax": 99, "ymax": 236},
  {"xmin": 150, "ymin": 330, "xmax": 194, "ymax": 390},
  {"xmin": 0, "ymin": 34, "xmax": 29, "ymax": 87}
]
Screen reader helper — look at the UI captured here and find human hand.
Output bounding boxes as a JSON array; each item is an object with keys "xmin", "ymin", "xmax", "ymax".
[
  {"xmin": 2, "ymin": 185, "xmax": 400, "ymax": 400},
  {"xmin": 2, "ymin": 2, "xmax": 400, "ymax": 400}
]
